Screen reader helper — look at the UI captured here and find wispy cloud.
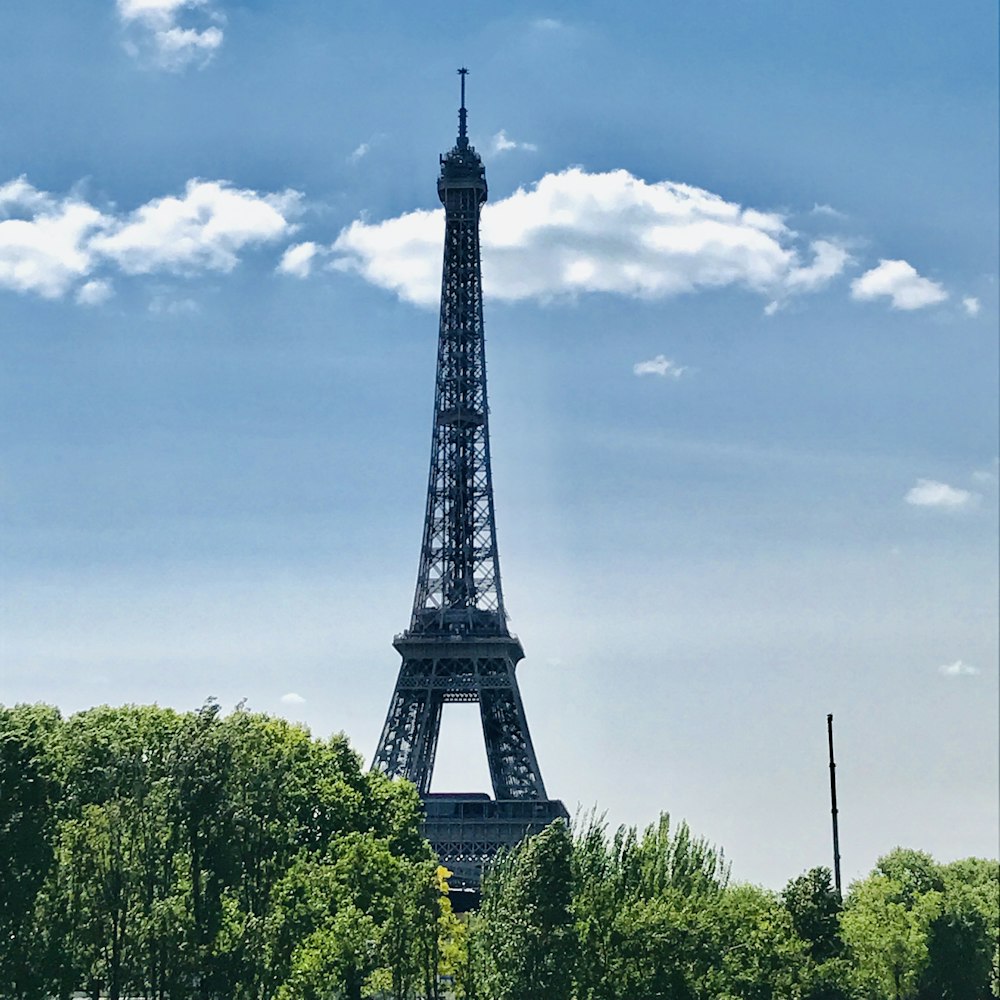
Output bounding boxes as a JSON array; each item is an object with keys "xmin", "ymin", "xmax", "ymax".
[
  {"xmin": 278, "ymin": 241, "xmax": 322, "ymax": 278},
  {"xmin": 117, "ymin": 0, "xmax": 225, "ymax": 71},
  {"xmin": 763, "ymin": 240, "xmax": 853, "ymax": 316},
  {"xmin": 938, "ymin": 660, "xmax": 979, "ymax": 677},
  {"xmin": 810, "ymin": 203, "xmax": 847, "ymax": 220},
  {"xmin": 851, "ymin": 259, "xmax": 948, "ymax": 310},
  {"xmin": 280, "ymin": 691, "xmax": 306, "ymax": 705},
  {"xmin": 784, "ymin": 240, "xmax": 852, "ymax": 292},
  {"xmin": 330, "ymin": 168, "xmax": 851, "ymax": 308},
  {"xmin": 962, "ymin": 296, "xmax": 981, "ymax": 317},
  {"xmin": 0, "ymin": 176, "xmax": 301, "ymax": 302},
  {"xmin": 633, "ymin": 355, "xmax": 687, "ymax": 378},
  {"xmin": 491, "ymin": 130, "xmax": 538, "ymax": 155},
  {"xmin": 904, "ymin": 479, "xmax": 977, "ymax": 509},
  {"xmin": 971, "ymin": 458, "xmax": 999, "ymax": 485},
  {"xmin": 149, "ymin": 293, "xmax": 199, "ymax": 315},
  {"xmin": 75, "ymin": 279, "xmax": 114, "ymax": 306},
  {"xmin": 347, "ymin": 134, "xmax": 384, "ymax": 164}
]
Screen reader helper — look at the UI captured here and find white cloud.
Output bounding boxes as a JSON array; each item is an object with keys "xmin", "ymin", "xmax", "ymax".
[
  {"xmin": 0, "ymin": 178, "xmax": 110, "ymax": 298},
  {"xmin": 851, "ymin": 259, "xmax": 948, "ymax": 310},
  {"xmin": 810, "ymin": 203, "xmax": 847, "ymax": 220},
  {"xmin": 75, "ymin": 279, "xmax": 114, "ymax": 306},
  {"xmin": 633, "ymin": 355, "xmax": 687, "ymax": 378},
  {"xmin": 331, "ymin": 168, "xmax": 850, "ymax": 309},
  {"xmin": 280, "ymin": 691, "xmax": 306, "ymax": 705},
  {"xmin": 904, "ymin": 479, "xmax": 977, "ymax": 509},
  {"xmin": 349, "ymin": 142, "xmax": 370, "ymax": 163},
  {"xmin": 0, "ymin": 176, "xmax": 52, "ymax": 213},
  {"xmin": 962, "ymin": 296, "xmax": 981, "ymax": 317},
  {"xmin": 784, "ymin": 240, "xmax": 852, "ymax": 292},
  {"xmin": 971, "ymin": 458, "xmax": 999, "ymax": 485},
  {"xmin": 91, "ymin": 180, "xmax": 300, "ymax": 275},
  {"xmin": 938, "ymin": 660, "xmax": 980, "ymax": 677},
  {"xmin": 117, "ymin": 0, "xmax": 224, "ymax": 71},
  {"xmin": 0, "ymin": 175, "xmax": 300, "ymax": 303},
  {"xmin": 491, "ymin": 130, "xmax": 538, "ymax": 155},
  {"xmin": 278, "ymin": 241, "xmax": 321, "ymax": 278},
  {"xmin": 149, "ymin": 293, "xmax": 199, "ymax": 315}
]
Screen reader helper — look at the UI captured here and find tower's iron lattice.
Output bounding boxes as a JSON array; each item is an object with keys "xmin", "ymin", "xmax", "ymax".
[{"xmin": 372, "ymin": 71, "xmax": 567, "ymax": 889}]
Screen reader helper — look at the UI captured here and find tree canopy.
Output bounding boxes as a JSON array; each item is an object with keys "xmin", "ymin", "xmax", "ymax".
[{"xmin": 2, "ymin": 701, "xmax": 996, "ymax": 1000}]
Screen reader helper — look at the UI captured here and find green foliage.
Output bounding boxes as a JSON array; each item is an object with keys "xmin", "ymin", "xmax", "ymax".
[
  {"xmin": 3, "ymin": 702, "xmax": 996, "ymax": 1000},
  {"xmin": 476, "ymin": 820, "xmax": 576, "ymax": 1000},
  {"xmin": 701, "ymin": 883, "xmax": 811, "ymax": 1000},
  {"xmin": 0, "ymin": 703, "xmax": 62, "ymax": 999},
  {"xmin": 568, "ymin": 812, "xmax": 728, "ymax": 1000},
  {"xmin": 472, "ymin": 820, "xmax": 996, "ymax": 1000},
  {"xmin": 841, "ymin": 872, "xmax": 933, "ymax": 999},
  {"xmin": 0, "ymin": 700, "xmax": 447, "ymax": 1000},
  {"xmin": 841, "ymin": 849, "xmax": 999, "ymax": 1000},
  {"xmin": 782, "ymin": 867, "xmax": 843, "ymax": 963}
]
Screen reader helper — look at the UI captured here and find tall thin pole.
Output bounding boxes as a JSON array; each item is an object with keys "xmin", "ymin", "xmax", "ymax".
[
  {"xmin": 827, "ymin": 713, "xmax": 842, "ymax": 896},
  {"xmin": 457, "ymin": 67, "xmax": 468, "ymax": 141}
]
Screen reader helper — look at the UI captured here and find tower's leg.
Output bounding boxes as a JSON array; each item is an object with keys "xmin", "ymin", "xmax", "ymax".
[
  {"xmin": 480, "ymin": 683, "xmax": 548, "ymax": 800},
  {"xmin": 373, "ymin": 682, "xmax": 442, "ymax": 793}
]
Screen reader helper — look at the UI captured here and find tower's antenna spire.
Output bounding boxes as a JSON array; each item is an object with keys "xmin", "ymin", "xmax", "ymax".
[{"xmin": 457, "ymin": 67, "xmax": 469, "ymax": 143}]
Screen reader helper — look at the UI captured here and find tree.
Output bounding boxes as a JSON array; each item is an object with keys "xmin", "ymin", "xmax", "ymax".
[
  {"xmin": 783, "ymin": 867, "xmax": 844, "ymax": 963},
  {"xmin": 842, "ymin": 850, "xmax": 998, "ymax": 1000},
  {"xmin": 918, "ymin": 857, "xmax": 999, "ymax": 1000},
  {"xmin": 875, "ymin": 850, "xmax": 943, "ymax": 906},
  {"xmin": 475, "ymin": 820, "xmax": 576, "ymax": 1000},
  {"xmin": 699, "ymin": 883, "xmax": 811, "ymax": 1000},
  {"xmin": 568, "ymin": 812, "xmax": 728, "ymax": 1000},
  {"xmin": 918, "ymin": 895, "xmax": 991, "ymax": 1000},
  {"xmin": 841, "ymin": 873, "xmax": 933, "ymax": 1000},
  {"xmin": 0, "ymin": 704, "xmax": 62, "ymax": 1000},
  {"xmin": 278, "ymin": 907, "xmax": 380, "ymax": 1000}
]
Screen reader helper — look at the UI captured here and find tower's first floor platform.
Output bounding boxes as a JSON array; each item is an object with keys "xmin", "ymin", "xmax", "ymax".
[{"xmin": 422, "ymin": 793, "xmax": 570, "ymax": 905}]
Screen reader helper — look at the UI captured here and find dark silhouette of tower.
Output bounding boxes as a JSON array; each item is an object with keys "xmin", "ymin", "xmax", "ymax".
[{"xmin": 372, "ymin": 70, "xmax": 568, "ymax": 888}]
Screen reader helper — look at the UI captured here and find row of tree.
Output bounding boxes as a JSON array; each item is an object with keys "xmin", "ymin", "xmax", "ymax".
[
  {"xmin": 471, "ymin": 817, "xmax": 999, "ymax": 1000},
  {"xmin": 0, "ymin": 702, "xmax": 462, "ymax": 1000},
  {"xmin": 3, "ymin": 701, "xmax": 997, "ymax": 999}
]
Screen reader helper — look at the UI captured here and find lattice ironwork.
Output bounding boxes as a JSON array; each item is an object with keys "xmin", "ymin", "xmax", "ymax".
[
  {"xmin": 409, "ymin": 79, "xmax": 504, "ymax": 640},
  {"xmin": 371, "ymin": 74, "xmax": 566, "ymax": 882}
]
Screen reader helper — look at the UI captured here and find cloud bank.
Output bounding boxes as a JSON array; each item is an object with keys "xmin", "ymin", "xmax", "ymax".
[
  {"xmin": 0, "ymin": 176, "xmax": 300, "ymax": 301},
  {"xmin": 330, "ymin": 168, "xmax": 853, "ymax": 309},
  {"xmin": 117, "ymin": 0, "xmax": 224, "ymax": 71}
]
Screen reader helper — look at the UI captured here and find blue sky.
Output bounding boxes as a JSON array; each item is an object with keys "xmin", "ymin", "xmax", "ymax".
[{"xmin": 1, "ymin": 1, "xmax": 997, "ymax": 888}]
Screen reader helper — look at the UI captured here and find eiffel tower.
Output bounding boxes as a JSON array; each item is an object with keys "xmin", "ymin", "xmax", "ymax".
[{"xmin": 372, "ymin": 70, "xmax": 568, "ymax": 890}]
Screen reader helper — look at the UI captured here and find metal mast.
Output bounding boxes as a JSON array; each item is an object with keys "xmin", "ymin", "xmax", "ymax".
[
  {"xmin": 827, "ymin": 713, "xmax": 843, "ymax": 896},
  {"xmin": 372, "ymin": 72, "xmax": 566, "ymax": 888}
]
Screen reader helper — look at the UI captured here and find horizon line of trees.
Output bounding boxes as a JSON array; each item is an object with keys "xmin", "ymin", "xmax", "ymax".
[
  {"xmin": 2, "ymin": 700, "xmax": 997, "ymax": 1000},
  {"xmin": 473, "ymin": 816, "xmax": 998, "ymax": 1000}
]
